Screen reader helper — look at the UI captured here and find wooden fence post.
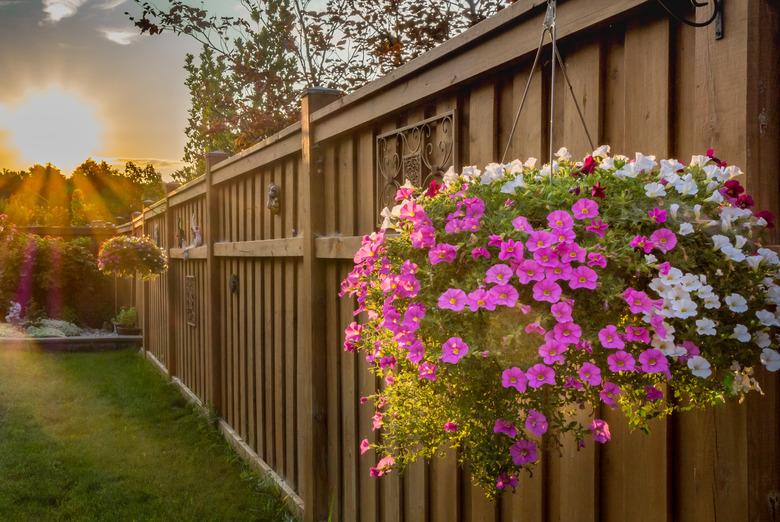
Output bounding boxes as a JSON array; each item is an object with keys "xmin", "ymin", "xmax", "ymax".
[
  {"xmin": 141, "ymin": 211, "xmax": 149, "ymax": 357},
  {"xmin": 165, "ymin": 196, "xmax": 176, "ymax": 378},
  {"xmin": 206, "ymin": 151, "xmax": 229, "ymax": 415},
  {"xmin": 299, "ymin": 87, "xmax": 342, "ymax": 522}
]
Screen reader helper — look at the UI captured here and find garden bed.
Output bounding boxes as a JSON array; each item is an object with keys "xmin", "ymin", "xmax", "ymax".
[{"xmin": 0, "ymin": 334, "xmax": 142, "ymax": 352}]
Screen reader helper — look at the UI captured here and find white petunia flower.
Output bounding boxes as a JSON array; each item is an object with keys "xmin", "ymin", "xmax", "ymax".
[
  {"xmin": 442, "ymin": 166, "xmax": 458, "ymax": 186},
  {"xmin": 703, "ymin": 165, "xmax": 726, "ymax": 181},
  {"xmin": 693, "ymin": 204, "xmax": 702, "ymax": 220},
  {"xmin": 687, "ymin": 356, "xmax": 712, "ymax": 378},
  {"xmin": 725, "ymin": 293, "xmax": 748, "ymax": 313},
  {"xmin": 711, "ymin": 235, "xmax": 731, "ymax": 251},
  {"xmin": 756, "ymin": 310, "xmax": 780, "ymax": 327},
  {"xmin": 754, "ymin": 331, "xmax": 771, "ymax": 349},
  {"xmin": 592, "ymin": 145, "xmax": 610, "ymax": 158},
  {"xmin": 756, "ymin": 217, "xmax": 768, "ymax": 228},
  {"xmin": 674, "ymin": 174, "xmax": 699, "ymax": 196},
  {"xmin": 760, "ymin": 348, "xmax": 780, "ymax": 372},
  {"xmin": 614, "ymin": 163, "xmax": 638, "ymax": 179},
  {"xmin": 461, "ymin": 165, "xmax": 481, "ymax": 180},
  {"xmin": 669, "ymin": 203, "xmax": 680, "ymax": 220},
  {"xmin": 660, "ymin": 159, "xmax": 685, "ymax": 177},
  {"xmin": 644, "ymin": 254, "xmax": 658, "ymax": 264},
  {"xmin": 555, "ymin": 147, "xmax": 572, "ymax": 161},
  {"xmin": 766, "ymin": 284, "xmax": 780, "ymax": 305},
  {"xmin": 722, "ymin": 246, "xmax": 746, "ymax": 262},
  {"xmin": 695, "ymin": 318, "xmax": 717, "ymax": 336},
  {"xmin": 732, "ymin": 324, "xmax": 751, "ymax": 343},
  {"xmin": 524, "ymin": 157, "xmax": 538, "ymax": 169},
  {"xmin": 702, "ymin": 293, "xmax": 721, "ymax": 310},
  {"xmin": 600, "ymin": 156, "xmax": 616, "ymax": 170},
  {"xmin": 678, "ymin": 222, "xmax": 694, "ymax": 236},
  {"xmin": 746, "ymin": 256, "xmax": 763, "ymax": 270},
  {"xmin": 725, "ymin": 165, "xmax": 743, "ymax": 178},
  {"xmin": 690, "ymin": 154, "xmax": 711, "ymax": 167},
  {"xmin": 705, "ymin": 190, "xmax": 724, "ymax": 204},
  {"xmin": 633, "ymin": 153, "xmax": 657, "ymax": 173},
  {"xmin": 671, "ymin": 298, "xmax": 698, "ymax": 319},
  {"xmin": 500, "ymin": 177, "xmax": 525, "ymax": 194},
  {"xmin": 734, "ymin": 235, "xmax": 748, "ymax": 249},
  {"xmin": 480, "ymin": 163, "xmax": 505, "ymax": 185},
  {"xmin": 645, "ymin": 182, "xmax": 666, "ymax": 198},
  {"xmin": 758, "ymin": 248, "xmax": 780, "ymax": 265},
  {"xmin": 505, "ymin": 159, "xmax": 524, "ymax": 175}
]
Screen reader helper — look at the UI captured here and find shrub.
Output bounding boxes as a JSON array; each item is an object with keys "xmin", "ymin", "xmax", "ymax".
[
  {"xmin": 26, "ymin": 325, "xmax": 67, "ymax": 338},
  {"xmin": 341, "ymin": 147, "xmax": 779, "ymax": 494},
  {"xmin": 37, "ymin": 319, "xmax": 82, "ymax": 337},
  {"xmin": 113, "ymin": 306, "xmax": 138, "ymax": 327}
]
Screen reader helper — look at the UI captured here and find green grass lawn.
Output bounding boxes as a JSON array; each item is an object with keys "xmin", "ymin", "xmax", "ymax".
[{"xmin": 0, "ymin": 347, "xmax": 294, "ymax": 521}]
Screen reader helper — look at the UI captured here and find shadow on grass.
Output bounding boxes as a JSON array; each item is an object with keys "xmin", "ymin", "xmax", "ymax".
[{"xmin": 0, "ymin": 347, "xmax": 295, "ymax": 521}]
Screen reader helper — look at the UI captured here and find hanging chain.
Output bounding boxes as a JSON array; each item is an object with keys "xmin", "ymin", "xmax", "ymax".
[{"xmin": 500, "ymin": 0, "xmax": 594, "ymax": 169}]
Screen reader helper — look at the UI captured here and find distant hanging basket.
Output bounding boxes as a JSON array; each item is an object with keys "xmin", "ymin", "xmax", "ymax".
[{"xmin": 98, "ymin": 235, "xmax": 168, "ymax": 280}]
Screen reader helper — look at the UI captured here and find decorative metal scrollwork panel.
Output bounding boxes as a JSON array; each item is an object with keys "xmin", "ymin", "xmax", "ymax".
[
  {"xmin": 185, "ymin": 275, "xmax": 197, "ymax": 327},
  {"xmin": 376, "ymin": 110, "xmax": 456, "ymax": 222}
]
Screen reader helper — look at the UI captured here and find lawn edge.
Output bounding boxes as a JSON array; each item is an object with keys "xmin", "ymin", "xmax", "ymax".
[{"xmin": 139, "ymin": 348, "xmax": 304, "ymax": 520}]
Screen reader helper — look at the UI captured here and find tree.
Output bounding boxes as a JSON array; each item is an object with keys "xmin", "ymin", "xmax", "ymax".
[
  {"xmin": 127, "ymin": 0, "xmax": 509, "ymax": 179},
  {"xmin": 123, "ymin": 161, "xmax": 165, "ymax": 203}
]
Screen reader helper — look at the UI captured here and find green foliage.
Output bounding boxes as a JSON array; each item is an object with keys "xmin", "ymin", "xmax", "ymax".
[
  {"xmin": 98, "ymin": 235, "xmax": 168, "ymax": 280},
  {"xmin": 113, "ymin": 306, "xmax": 138, "ymax": 328}
]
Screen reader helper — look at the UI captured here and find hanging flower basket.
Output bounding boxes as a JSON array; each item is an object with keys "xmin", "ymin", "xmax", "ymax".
[
  {"xmin": 340, "ymin": 146, "xmax": 779, "ymax": 495},
  {"xmin": 98, "ymin": 235, "xmax": 168, "ymax": 280}
]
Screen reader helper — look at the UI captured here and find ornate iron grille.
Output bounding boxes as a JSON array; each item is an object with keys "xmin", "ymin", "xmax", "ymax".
[
  {"xmin": 185, "ymin": 275, "xmax": 197, "ymax": 327},
  {"xmin": 376, "ymin": 110, "xmax": 456, "ymax": 222}
]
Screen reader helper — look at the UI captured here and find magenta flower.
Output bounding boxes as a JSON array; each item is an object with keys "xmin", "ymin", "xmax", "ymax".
[
  {"xmin": 402, "ymin": 303, "xmax": 426, "ymax": 332},
  {"xmin": 638, "ymin": 349, "xmax": 669, "ymax": 375},
  {"xmin": 344, "ymin": 321, "xmax": 362, "ymax": 352},
  {"xmin": 399, "ymin": 201, "xmax": 426, "ymax": 222},
  {"xmin": 369, "ymin": 455, "xmax": 395, "ymax": 477},
  {"xmin": 499, "ymin": 239, "xmax": 524, "ymax": 261},
  {"xmin": 538, "ymin": 340, "xmax": 568, "ymax": 365},
  {"xmin": 533, "ymin": 248, "xmax": 559, "ymax": 268},
  {"xmin": 532, "ymin": 279, "xmax": 562, "ymax": 303},
  {"xmin": 510, "ymin": 439, "xmax": 538, "ymax": 465},
  {"xmin": 587, "ymin": 252, "xmax": 607, "ymax": 268},
  {"xmin": 645, "ymin": 386, "xmax": 664, "ymax": 401},
  {"xmin": 607, "ymin": 351, "xmax": 636, "ymax": 372},
  {"xmin": 578, "ymin": 362, "xmax": 602, "ymax": 386},
  {"xmin": 649, "ymin": 228, "xmax": 677, "ymax": 253},
  {"xmin": 441, "ymin": 337, "xmax": 469, "ymax": 364},
  {"xmin": 599, "ymin": 381, "xmax": 621, "ymax": 407},
  {"xmin": 372, "ymin": 412, "xmax": 383, "ymax": 430},
  {"xmin": 471, "ymin": 247, "xmax": 491, "ymax": 259},
  {"xmin": 379, "ymin": 355, "xmax": 397, "ymax": 370},
  {"xmin": 501, "ymin": 367, "xmax": 528, "ymax": 392},
  {"xmin": 526, "ymin": 363, "xmax": 555, "ymax": 388},
  {"xmin": 428, "ymin": 243, "xmax": 457, "ymax": 265},
  {"xmin": 496, "ymin": 473, "xmax": 519, "ymax": 490},
  {"xmin": 485, "ymin": 263, "xmax": 513, "ymax": 285},
  {"xmin": 551, "ymin": 301, "xmax": 573, "ymax": 322},
  {"xmin": 624, "ymin": 325, "xmax": 650, "ymax": 344},
  {"xmin": 418, "ymin": 361, "xmax": 437, "ymax": 381},
  {"xmin": 648, "ymin": 207, "xmax": 667, "ymax": 224},
  {"xmin": 524, "ymin": 409, "xmax": 548, "ymax": 437},
  {"xmin": 527, "ymin": 230, "xmax": 557, "ymax": 252},
  {"xmin": 524, "ymin": 322, "xmax": 546, "ymax": 335},
  {"xmin": 489, "ymin": 284, "xmax": 519, "ymax": 308},
  {"xmin": 560, "ymin": 243, "xmax": 586, "ymax": 263},
  {"xmin": 623, "ymin": 288, "xmax": 656, "ymax": 314},
  {"xmin": 553, "ymin": 227, "xmax": 577, "ymax": 244},
  {"xmin": 360, "ymin": 438, "xmax": 370, "ymax": 455},
  {"xmin": 585, "ymin": 219, "xmax": 609, "ymax": 237},
  {"xmin": 512, "ymin": 215, "xmax": 534, "ymax": 233},
  {"xmin": 406, "ymin": 340, "xmax": 424, "ymax": 364},
  {"xmin": 467, "ymin": 288, "xmax": 496, "ymax": 312},
  {"xmin": 547, "ymin": 210, "xmax": 574, "ymax": 231},
  {"xmin": 569, "ymin": 266, "xmax": 598, "ymax": 290},
  {"xmin": 629, "ymin": 235, "xmax": 655, "ymax": 254},
  {"xmin": 516, "ymin": 260, "xmax": 545, "ymax": 284},
  {"xmin": 438, "ymin": 288, "xmax": 467, "ymax": 311},
  {"xmin": 553, "ymin": 321, "xmax": 581, "ymax": 345},
  {"xmin": 572, "ymin": 198, "xmax": 599, "ymax": 220},
  {"xmin": 443, "ymin": 421, "xmax": 458, "ymax": 433},
  {"xmin": 598, "ymin": 325, "xmax": 625, "ymax": 350},
  {"xmin": 487, "ymin": 234, "xmax": 503, "ymax": 248},
  {"xmin": 590, "ymin": 419, "xmax": 611, "ymax": 443},
  {"xmin": 493, "ymin": 418, "xmax": 517, "ymax": 438}
]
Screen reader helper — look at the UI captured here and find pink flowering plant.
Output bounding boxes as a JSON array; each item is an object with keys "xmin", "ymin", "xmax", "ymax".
[
  {"xmin": 98, "ymin": 235, "xmax": 168, "ymax": 279},
  {"xmin": 341, "ymin": 146, "xmax": 780, "ymax": 495}
]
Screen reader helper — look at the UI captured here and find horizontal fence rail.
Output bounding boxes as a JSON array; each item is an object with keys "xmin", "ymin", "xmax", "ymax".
[{"xmin": 117, "ymin": 0, "xmax": 780, "ymax": 520}]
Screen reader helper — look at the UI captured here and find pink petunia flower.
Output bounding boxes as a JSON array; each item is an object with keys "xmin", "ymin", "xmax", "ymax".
[
  {"xmin": 485, "ymin": 264, "xmax": 514, "ymax": 285},
  {"xmin": 369, "ymin": 455, "xmax": 396, "ymax": 477},
  {"xmin": 551, "ymin": 301, "xmax": 573, "ymax": 322},
  {"xmin": 471, "ymin": 247, "xmax": 491, "ymax": 259},
  {"xmin": 516, "ymin": 260, "xmax": 545, "ymax": 284},
  {"xmin": 524, "ymin": 322, "xmax": 546, "ymax": 335},
  {"xmin": 428, "ymin": 243, "xmax": 458, "ymax": 265},
  {"xmin": 607, "ymin": 351, "xmax": 636, "ymax": 372},
  {"xmin": 559, "ymin": 242, "xmax": 587, "ymax": 264},
  {"xmin": 587, "ymin": 252, "xmax": 607, "ymax": 268},
  {"xmin": 645, "ymin": 386, "xmax": 664, "ymax": 401},
  {"xmin": 638, "ymin": 349, "xmax": 669, "ymax": 376},
  {"xmin": 629, "ymin": 235, "xmax": 655, "ymax": 254},
  {"xmin": 493, "ymin": 418, "xmax": 517, "ymax": 438},
  {"xmin": 578, "ymin": 362, "xmax": 602, "ymax": 386},
  {"xmin": 547, "ymin": 210, "xmax": 574, "ymax": 231},
  {"xmin": 624, "ymin": 325, "xmax": 651, "ymax": 344},
  {"xmin": 533, "ymin": 248, "xmax": 559, "ymax": 268},
  {"xmin": 546, "ymin": 263, "xmax": 573, "ymax": 282},
  {"xmin": 590, "ymin": 419, "xmax": 611, "ymax": 443},
  {"xmin": 553, "ymin": 321, "xmax": 581, "ymax": 345},
  {"xmin": 372, "ymin": 412, "xmax": 383, "ymax": 430},
  {"xmin": 527, "ymin": 231, "xmax": 557, "ymax": 252},
  {"xmin": 599, "ymin": 381, "xmax": 621, "ymax": 407},
  {"xmin": 501, "ymin": 367, "xmax": 528, "ymax": 392},
  {"xmin": 496, "ymin": 473, "xmax": 519, "ymax": 491},
  {"xmin": 569, "ymin": 266, "xmax": 598, "ymax": 290},
  {"xmin": 440, "ymin": 337, "xmax": 469, "ymax": 364},
  {"xmin": 512, "ymin": 215, "xmax": 534, "ymax": 233},
  {"xmin": 443, "ymin": 421, "xmax": 459, "ymax": 433},
  {"xmin": 406, "ymin": 340, "xmax": 424, "ymax": 364},
  {"xmin": 598, "ymin": 325, "xmax": 625, "ymax": 350},
  {"xmin": 418, "ymin": 361, "xmax": 438, "ymax": 381},
  {"xmin": 524, "ymin": 409, "xmax": 548, "ymax": 437},
  {"xmin": 489, "ymin": 284, "xmax": 519, "ymax": 308},
  {"xmin": 648, "ymin": 207, "xmax": 667, "ymax": 224},
  {"xmin": 526, "ymin": 363, "xmax": 555, "ymax": 388},
  {"xmin": 532, "ymin": 279, "xmax": 562, "ymax": 303},
  {"xmin": 623, "ymin": 288, "xmax": 656, "ymax": 315},
  {"xmin": 538, "ymin": 340, "xmax": 568, "ymax": 365},
  {"xmin": 572, "ymin": 198, "xmax": 599, "ymax": 220},
  {"xmin": 585, "ymin": 219, "xmax": 609, "ymax": 237},
  {"xmin": 499, "ymin": 239, "xmax": 524, "ymax": 261},
  {"xmin": 467, "ymin": 288, "xmax": 497, "ymax": 312},
  {"xmin": 438, "ymin": 288, "xmax": 467, "ymax": 311},
  {"xmin": 360, "ymin": 438, "xmax": 370, "ymax": 455},
  {"xmin": 649, "ymin": 228, "xmax": 677, "ymax": 253},
  {"xmin": 509, "ymin": 439, "xmax": 538, "ymax": 465}
]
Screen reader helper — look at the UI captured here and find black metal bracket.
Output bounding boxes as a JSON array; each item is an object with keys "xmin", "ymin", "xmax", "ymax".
[{"xmin": 655, "ymin": 0, "xmax": 724, "ymax": 40}]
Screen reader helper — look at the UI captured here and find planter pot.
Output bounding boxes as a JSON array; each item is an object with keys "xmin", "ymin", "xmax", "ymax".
[{"xmin": 114, "ymin": 324, "xmax": 141, "ymax": 336}]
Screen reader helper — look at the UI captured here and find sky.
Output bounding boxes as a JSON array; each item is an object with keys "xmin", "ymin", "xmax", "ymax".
[{"xmin": 0, "ymin": 0, "xmax": 225, "ymax": 176}]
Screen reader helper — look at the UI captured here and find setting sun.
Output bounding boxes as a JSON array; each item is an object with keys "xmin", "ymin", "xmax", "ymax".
[{"xmin": 0, "ymin": 87, "xmax": 102, "ymax": 172}]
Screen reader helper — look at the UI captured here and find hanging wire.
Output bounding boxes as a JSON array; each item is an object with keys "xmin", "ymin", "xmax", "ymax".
[
  {"xmin": 655, "ymin": 0, "xmax": 721, "ymax": 28},
  {"xmin": 500, "ymin": 0, "xmax": 594, "ymax": 169}
]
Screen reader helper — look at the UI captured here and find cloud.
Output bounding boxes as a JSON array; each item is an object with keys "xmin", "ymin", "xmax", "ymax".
[
  {"xmin": 100, "ymin": 29, "xmax": 141, "ymax": 45},
  {"xmin": 97, "ymin": 0, "xmax": 127, "ymax": 9},
  {"xmin": 42, "ymin": 0, "xmax": 88, "ymax": 23}
]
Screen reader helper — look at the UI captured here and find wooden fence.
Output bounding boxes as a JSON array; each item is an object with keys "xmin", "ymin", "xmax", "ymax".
[{"xmin": 117, "ymin": 0, "xmax": 780, "ymax": 520}]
